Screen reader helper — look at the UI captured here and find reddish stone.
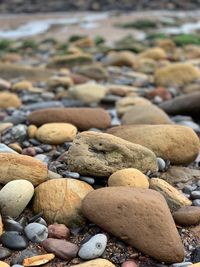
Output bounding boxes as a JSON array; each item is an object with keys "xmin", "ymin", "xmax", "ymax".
[
  {"xmin": 121, "ymin": 260, "xmax": 138, "ymax": 267},
  {"xmin": 48, "ymin": 223, "xmax": 70, "ymax": 239},
  {"xmin": 146, "ymin": 87, "xmax": 172, "ymax": 101}
]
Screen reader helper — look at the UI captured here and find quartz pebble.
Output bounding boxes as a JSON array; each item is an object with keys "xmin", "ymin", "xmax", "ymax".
[{"xmin": 24, "ymin": 223, "xmax": 48, "ymax": 243}]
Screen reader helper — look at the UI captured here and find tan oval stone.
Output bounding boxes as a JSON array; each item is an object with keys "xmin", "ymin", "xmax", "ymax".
[
  {"xmin": 12, "ymin": 80, "xmax": 33, "ymax": 91},
  {"xmin": 149, "ymin": 178, "xmax": 192, "ymax": 211},
  {"xmin": 36, "ymin": 123, "xmax": 77, "ymax": 145},
  {"xmin": 47, "ymin": 76, "xmax": 74, "ymax": 90},
  {"xmin": 0, "ymin": 261, "xmax": 10, "ymax": 267},
  {"xmin": 134, "ymin": 57, "xmax": 157, "ymax": 74},
  {"xmin": 0, "ymin": 153, "xmax": 48, "ymax": 186},
  {"xmin": 0, "ymin": 92, "xmax": 21, "ymax": 108},
  {"xmin": 108, "ymin": 168, "xmax": 149, "ymax": 188},
  {"xmin": 71, "ymin": 259, "xmax": 115, "ymax": 267},
  {"xmin": 33, "ymin": 178, "xmax": 94, "ymax": 226},
  {"xmin": 139, "ymin": 47, "xmax": 167, "ymax": 60},
  {"xmin": 28, "ymin": 125, "xmax": 38, "ymax": 138},
  {"xmin": 107, "ymin": 124, "xmax": 200, "ymax": 165},
  {"xmin": 0, "ymin": 123, "xmax": 13, "ymax": 133},
  {"xmin": 104, "ymin": 51, "xmax": 136, "ymax": 66},
  {"xmin": 8, "ymin": 143, "xmax": 22, "ymax": 153}
]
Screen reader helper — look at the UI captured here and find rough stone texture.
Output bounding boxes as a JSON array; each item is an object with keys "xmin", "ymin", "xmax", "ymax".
[
  {"xmin": 149, "ymin": 178, "xmax": 192, "ymax": 211},
  {"xmin": 173, "ymin": 206, "xmax": 200, "ymax": 226},
  {"xmin": 0, "ymin": 153, "xmax": 48, "ymax": 186},
  {"xmin": 0, "ymin": 92, "xmax": 21, "ymax": 108},
  {"xmin": 0, "ymin": 180, "xmax": 34, "ymax": 217},
  {"xmin": 36, "ymin": 123, "xmax": 77, "ymax": 145},
  {"xmin": 33, "ymin": 178, "xmax": 93, "ymax": 226},
  {"xmin": 48, "ymin": 223, "xmax": 70, "ymax": 239},
  {"xmin": 12, "ymin": 80, "xmax": 32, "ymax": 91},
  {"xmin": 108, "ymin": 168, "xmax": 149, "ymax": 188},
  {"xmin": 139, "ymin": 47, "xmax": 167, "ymax": 60},
  {"xmin": 68, "ymin": 83, "xmax": 107, "ymax": 104},
  {"xmin": 107, "ymin": 125, "xmax": 200, "ymax": 165},
  {"xmin": 82, "ymin": 187, "xmax": 184, "ymax": 263},
  {"xmin": 28, "ymin": 108, "xmax": 111, "ymax": 130},
  {"xmin": 66, "ymin": 131, "xmax": 158, "ymax": 177},
  {"xmin": 121, "ymin": 104, "xmax": 172, "ymax": 125},
  {"xmin": 70, "ymin": 259, "xmax": 115, "ymax": 267},
  {"xmin": 154, "ymin": 63, "xmax": 200, "ymax": 86}
]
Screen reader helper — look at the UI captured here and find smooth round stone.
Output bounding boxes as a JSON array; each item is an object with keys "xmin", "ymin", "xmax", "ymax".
[
  {"xmin": 78, "ymin": 234, "xmax": 107, "ymax": 260},
  {"xmin": 183, "ymin": 185, "xmax": 197, "ymax": 194},
  {"xmin": 191, "ymin": 191, "xmax": 200, "ymax": 200},
  {"xmin": 173, "ymin": 206, "xmax": 200, "ymax": 226},
  {"xmin": 0, "ymin": 231, "xmax": 28, "ymax": 250},
  {"xmin": 156, "ymin": 157, "xmax": 166, "ymax": 172},
  {"xmin": 48, "ymin": 223, "xmax": 70, "ymax": 239},
  {"xmin": 121, "ymin": 260, "xmax": 138, "ymax": 267},
  {"xmin": 24, "ymin": 223, "xmax": 48, "ymax": 243},
  {"xmin": 0, "ymin": 247, "xmax": 11, "ymax": 260},
  {"xmin": 4, "ymin": 217, "xmax": 23, "ymax": 232},
  {"xmin": 80, "ymin": 177, "xmax": 95, "ymax": 185},
  {"xmin": 0, "ymin": 261, "xmax": 10, "ymax": 267},
  {"xmin": 0, "ymin": 180, "xmax": 34, "ymax": 218},
  {"xmin": 171, "ymin": 262, "xmax": 192, "ymax": 267},
  {"xmin": 193, "ymin": 199, "xmax": 200, "ymax": 206}
]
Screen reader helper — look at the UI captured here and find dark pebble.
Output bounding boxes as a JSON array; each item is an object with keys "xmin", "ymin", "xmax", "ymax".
[
  {"xmin": 183, "ymin": 185, "xmax": 197, "ymax": 194},
  {"xmin": 4, "ymin": 217, "xmax": 24, "ymax": 232},
  {"xmin": 0, "ymin": 247, "xmax": 11, "ymax": 260},
  {"xmin": 191, "ymin": 246, "xmax": 200, "ymax": 263},
  {"xmin": 191, "ymin": 191, "xmax": 200, "ymax": 199},
  {"xmin": 11, "ymin": 248, "xmax": 39, "ymax": 265},
  {"xmin": 0, "ymin": 231, "xmax": 28, "ymax": 250}
]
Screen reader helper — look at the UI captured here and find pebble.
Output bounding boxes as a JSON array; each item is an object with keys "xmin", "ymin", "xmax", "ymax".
[
  {"xmin": 193, "ymin": 200, "xmax": 200, "ymax": 206},
  {"xmin": 0, "ymin": 143, "xmax": 17, "ymax": 153},
  {"xmin": 170, "ymin": 262, "xmax": 192, "ymax": 267},
  {"xmin": 121, "ymin": 260, "xmax": 139, "ymax": 267},
  {"xmin": 48, "ymin": 223, "xmax": 70, "ymax": 239},
  {"xmin": 22, "ymin": 253, "xmax": 55, "ymax": 266},
  {"xmin": 191, "ymin": 247, "xmax": 200, "ymax": 263},
  {"xmin": 24, "ymin": 223, "xmax": 48, "ymax": 243},
  {"xmin": 11, "ymin": 248, "xmax": 39, "ymax": 265},
  {"xmin": 0, "ymin": 231, "xmax": 28, "ymax": 250},
  {"xmin": 78, "ymin": 233, "xmax": 107, "ymax": 260},
  {"xmin": 0, "ymin": 247, "xmax": 12, "ymax": 260},
  {"xmin": 12, "ymin": 265, "xmax": 24, "ymax": 267},
  {"xmin": 63, "ymin": 171, "xmax": 80, "ymax": 179},
  {"xmin": 191, "ymin": 191, "xmax": 200, "ymax": 200},
  {"xmin": 157, "ymin": 157, "xmax": 166, "ymax": 172},
  {"xmin": 4, "ymin": 217, "xmax": 24, "ymax": 232},
  {"xmin": 0, "ymin": 261, "xmax": 10, "ymax": 267},
  {"xmin": 34, "ymin": 154, "xmax": 49, "ymax": 164},
  {"xmin": 183, "ymin": 185, "xmax": 198, "ymax": 194},
  {"xmin": 22, "ymin": 101, "xmax": 63, "ymax": 111},
  {"xmin": 80, "ymin": 176, "xmax": 95, "ymax": 185}
]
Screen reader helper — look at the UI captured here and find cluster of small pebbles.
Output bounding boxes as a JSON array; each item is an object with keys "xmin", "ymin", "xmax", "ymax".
[{"xmin": 1, "ymin": 22, "xmax": 200, "ymax": 267}]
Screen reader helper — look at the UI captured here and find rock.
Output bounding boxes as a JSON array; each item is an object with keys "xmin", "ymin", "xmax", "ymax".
[
  {"xmin": 36, "ymin": 123, "xmax": 77, "ymax": 145},
  {"xmin": 193, "ymin": 200, "xmax": 200, "ymax": 207},
  {"xmin": 104, "ymin": 51, "xmax": 136, "ymax": 66},
  {"xmin": 183, "ymin": 184, "xmax": 197, "ymax": 194},
  {"xmin": 9, "ymin": 124, "xmax": 27, "ymax": 143},
  {"xmin": 0, "ymin": 144, "xmax": 17, "ymax": 154},
  {"xmin": 139, "ymin": 47, "xmax": 167, "ymax": 60},
  {"xmin": 47, "ymin": 54, "xmax": 93, "ymax": 68},
  {"xmin": 0, "ymin": 262, "xmax": 10, "ymax": 267},
  {"xmin": 33, "ymin": 178, "xmax": 93, "ymax": 226},
  {"xmin": 70, "ymin": 73, "xmax": 90, "ymax": 84},
  {"xmin": 27, "ymin": 125, "xmax": 37, "ymax": 138},
  {"xmin": 121, "ymin": 104, "xmax": 172, "ymax": 125},
  {"xmin": 0, "ymin": 123, "xmax": 13, "ymax": 133},
  {"xmin": 4, "ymin": 217, "xmax": 23, "ymax": 232},
  {"xmin": 0, "ymin": 231, "xmax": 28, "ymax": 250},
  {"xmin": 24, "ymin": 223, "xmax": 48, "ymax": 243},
  {"xmin": 22, "ymin": 254, "xmax": 55, "ymax": 266},
  {"xmin": 68, "ymin": 83, "xmax": 107, "ymax": 104},
  {"xmin": 66, "ymin": 131, "xmax": 158, "ymax": 177},
  {"xmin": 157, "ymin": 157, "xmax": 166, "ymax": 172},
  {"xmin": 173, "ymin": 206, "xmax": 200, "ymax": 226},
  {"xmin": 70, "ymin": 259, "xmax": 115, "ymax": 267},
  {"xmin": 48, "ymin": 223, "xmax": 70, "ymax": 239},
  {"xmin": 121, "ymin": 260, "xmax": 138, "ymax": 267},
  {"xmin": 10, "ymin": 248, "xmax": 40, "ymax": 265},
  {"xmin": 107, "ymin": 125, "xmax": 200, "ymax": 165},
  {"xmin": 191, "ymin": 247, "xmax": 200, "ymax": 263},
  {"xmin": 134, "ymin": 57, "xmax": 157, "ymax": 74},
  {"xmin": 191, "ymin": 191, "xmax": 200, "ymax": 199},
  {"xmin": 171, "ymin": 263, "xmax": 192, "ymax": 267},
  {"xmin": 41, "ymin": 238, "xmax": 78, "ymax": 260},
  {"xmin": 47, "ymin": 76, "xmax": 74, "ymax": 89},
  {"xmin": 159, "ymin": 92, "xmax": 200, "ymax": 119},
  {"xmin": 116, "ymin": 97, "xmax": 152, "ymax": 117},
  {"xmin": 0, "ymin": 153, "xmax": 48, "ymax": 186},
  {"xmin": 146, "ymin": 87, "xmax": 172, "ymax": 102},
  {"xmin": 149, "ymin": 178, "xmax": 192, "ymax": 211},
  {"xmin": 0, "ymin": 78, "xmax": 11, "ymax": 90},
  {"xmin": 0, "ymin": 247, "xmax": 11, "ymax": 260},
  {"xmin": 0, "ymin": 180, "xmax": 34, "ymax": 217},
  {"xmin": 28, "ymin": 108, "xmax": 111, "ymax": 131},
  {"xmin": 82, "ymin": 187, "xmax": 184, "ymax": 263},
  {"xmin": 0, "ymin": 92, "xmax": 21, "ymax": 108},
  {"xmin": 108, "ymin": 168, "xmax": 149, "ymax": 188},
  {"xmin": 12, "ymin": 81, "xmax": 32, "ymax": 91},
  {"xmin": 78, "ymin": 234, "xmax": 107, "ymax": 260},
  {"xmin": 154, "ymin": 63, "xmax": 200, "ymax": 86},
  {"xmin": 190, "ymin": 263, "xmax": 200, "ymax": 267},
  {"xmin": 8, "ymin": 143, "xmax": 22, "ymax": 154},
  {"xmin": 77, "ymin": 65, "xmax": 108, "ymax": 80}
]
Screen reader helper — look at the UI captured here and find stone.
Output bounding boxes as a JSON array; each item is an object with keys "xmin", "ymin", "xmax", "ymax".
[
  {"xmin": 134, "ymin": 57, "xmax": 157, "ymax": 74},
  {"xmin": 104, "ymin": 51, "xmax": 136, "ymax": 66},
  {"xmin": 121, "ymin": 104, "xmax": 172, "ymax": 125},
  {"xmin": 70, "ymin": 259, "xmax": 115, "ymax": 267},
  {"xmin": 10, "ymin": 248, "xmax": 40, "ymax": 265},
  {"xmin": 154, "ymin": 63, "xmax": 200, "ymax": 86},
  {"xmin": 48, "ymin": 223, "xmax": 70, "ymax": 239},
  {"xmin": 121, "ymin": 260, "xmax": 138, "ymax": 267},
  {"xmin": 191, "ymin": 191, "xmax": 200, "ymax": 199},
  {"xmin": 173, "ymin": 206, "xmax": 200, "ymax": 226},
  {"xmin": 190, "ymin": 264, "xmax": 200, "ymax": 267},
  {"xmin": 66, "ymin": 131, "xmax": 158, "ymax": 177},
  {"xmin": 139, "ymin": 47, "xmax": 167, "ymax": 60},
  {"xmin": 82, "ymin": 187, "xmax": 184, "ymax": 263},
  {"xmin": 193, "ymin": 200, "xmax": 200, "ymax": 207},
  {"xmin": 0, "ymin": 78, "xmax": 11, "ymax": 90},
  {"xmin": 159, "ymin": 92, "xmax": 200, "ymax": 119},
  {"xmin": 0, "ymin": 123, "xmax": 13, "ymax": 133},
  {"xmin": 116, "ymin": 97, "xmax": 152, "ymax": 117},
  {"xmin": 157, "ymin": 157, "xmax": 166, "ymax": 172},
  {"xmin": 47, "ymin": 54, "xmax": 93, "ymax": 68},
  {"xmin": 0, "ymin": 153, "xmax": 48, "ymax": 186},
  {"xmin": 149, "ymin": 178, "xmax": 192, "ymax": 211},
  {"xmin": 0, "ymin": 92, "xmax": 21, "ymax": 108},
  {"xmin": 33, "ymin": 178, "xmax": 93, "ymax": 226},
  {"xmin": 77, "ymin": 65, "xmax": 108, "ymax": 80},
  {"xmin": 47, "ymin": 76, "xmax": 74, "ymax": 89},
  {"xmin": 9, "ymin": 124, "xmax": 27, "ymax": 143},
  {"xmin": 41, "ymin": 238, "xmax": 78, "ymax": 260},
  {"xmin": 24, "ymin": 223, "xmax": 48, "ymax": 243},
  {"xmin": 191, "ymin": 247, "xmax": 200, "ymax": 263},
  {"xmin": 0, "ymin": 144, "xmax": 17, "ymax": 154},
  {"xmin": 28, "ymin": 108, "xmax": 111, "ymax": 131},
  {"xmin": 0, "ymin": 231, "xmax": 28, "ymax": 250},
  {"xmin": 183, "ymin": 185, "xmax": 197, "ymax": 194},
  {"xmin": 171, "ymin": 263, "xmax": 192, "ymax": 267},
  {"xmin": 0, "ymin": 262, "xmax": 10, "ymax": 267},
  {"xmin": 0, "ymin": 247, "xmax": 11, "ymax": 260},
  {"xmin": 68, "ymin": 83, "xmax": 107, "ymax": 104},
  {"xmin": 108, "ymin": 168, "xmax": 149, "ymax": 188},
  {"xmin": 107, "ymin": 125, "xmax": 200, "ymax": 165},
  {"xmin": 12, "ymin": 81, "xmax": 32, "ymax": 91},
  {"xmin": 22, "ymin": 254, "xmax": 55, "ymax": 266},
  {"xmin": 78, "ymin": 234, "xmax": 107, "ymax": 260},
  {"xmin": 8, "ymin": 143, "xmax": 22, "ymax": 154},
  {"xmin": 36, "ymin": 123, "xmax": 77, "ymax": 145},
  {"xmin": 0, "ymin": 180, "xmax": 34, "ymax": 217},
  {"xmin": 27, "ymin": 125, "xmax": 37, "ymax": 139},
  {"xmin": 4, "ymin": 217, "xmax": 23, "ymax": 232}
]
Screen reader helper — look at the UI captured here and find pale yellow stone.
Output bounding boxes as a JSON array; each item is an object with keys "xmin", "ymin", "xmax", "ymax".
[
  {"xmin": 139, "ymin": 47, "xmax": 167, "ymax": 60},
  {"xmin": 0, "ymin": 92, "xmax": 21, "ymax": 108},
  {"xmin": 12, "ymin": 80, "xmax": 32, "ymax": 91},
  {"xmin": 8, "ymin": 143, "xmax": 22, "ymax": 154},
  {"xmin": 0, "ymin": 261, "xmax": 10, "ymax": 267},
  {"xmin": 67, "ymin": 259, "xmax": 115, "ymax": 267},
  {"xmin": 28, "ymin": 125, "xmax": 38, "ymax": 139}
]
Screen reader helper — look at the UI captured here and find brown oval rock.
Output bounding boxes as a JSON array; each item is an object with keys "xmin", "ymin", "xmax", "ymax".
[
  {"xmin": 66, "ymin": 131, "xmax": 158, "ymax": 177},
  {"xmin": 41, "ymin": 238, "xmax": 78, "ymax": 260},
  {"xmin": 139, "ymin": 47, "xmax": 167, "ymax": 60},
  {"xmin": 0, "ymin": 153, "xmax": 48, "ymax": 186},
  {"xmin": 107, "ymin": 125, "xmax": 200, "ymax": 165},
  {"xmin": 108, "ymin": 168, "xmax": 149, "ymax": 188},
  {"xmin": 71, "ymin": 259, "xmax": 115, "ymax": 267},
  {"xmin": 173, "ymin": 206, "xmax": 200, "ymax": 226},
  {"xmin": 48, "ymin": 223, "xmax": 70, "ymax": 239},
  {"xmin": 121, "ymin": 104, "xmax": 172, "ymax": 125},
  {"xmin": 82, "ymin": 187, "xmax": 184, "ymax": 263},
  {"xmin": 0, "ymin": 92, "xmax": 21, "ymax": 108},
  {"xmin": 33, "ymin": 178, "xmax": 93, "ymax": 226},
  {"xmin": 28, "ymin": 108, "xmax": 111, "ymax": 130},
  {"xmin": 36, "ymin": 123, "xmax": 77, "ymax": 145}
]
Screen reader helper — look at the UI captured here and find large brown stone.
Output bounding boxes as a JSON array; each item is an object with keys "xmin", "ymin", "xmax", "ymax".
[
  {"xmin": 107, "ymin": 125, "xmax": 200, "ymax": 165},
  {"xmin": 173, "ymin": 206, "xmax": 200, "ymax": 226},
  {"xmin": 82, "ymin": 187, "xmax": 184, "ymax": 263},
  {"xmin": 33, "ymin": 178, "xmax": 93, "ymax": 226},
  {"xmin": 28, "ymin": 108, "xmax": 111, "ymax": 131},
  {"xmin": 66, "ymin": 131, "xmax": 158, "ymax": 177}
]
